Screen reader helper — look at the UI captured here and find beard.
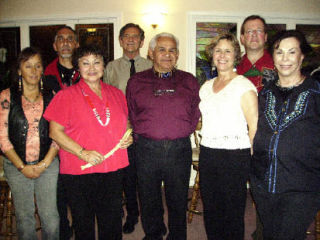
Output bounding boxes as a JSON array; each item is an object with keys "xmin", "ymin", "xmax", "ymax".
[{"xmin": 61, "ymin": 53, "xmax": 72, "ymax": 58}]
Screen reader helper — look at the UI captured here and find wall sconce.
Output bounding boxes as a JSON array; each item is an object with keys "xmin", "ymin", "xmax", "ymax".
[{"xmin": 144, "ymin": 11, "xmax": 167, "ymax": 29}]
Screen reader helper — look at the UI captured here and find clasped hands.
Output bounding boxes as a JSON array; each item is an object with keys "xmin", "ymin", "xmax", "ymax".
[
  {"xmin": 21, "ymin": 161, "xmax": 47, "ymax": 179},
  {"xmin": 80, "ymin": 134, "xmax": 133, "ymax": 166}
]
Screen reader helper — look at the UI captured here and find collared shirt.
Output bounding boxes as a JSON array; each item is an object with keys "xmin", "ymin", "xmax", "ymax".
[
  {"xmin": 237, "ymin": 50, "xmax": 274, "ymax": 92},
  {"xmin": 251, "ymin": 76, "xmax": 320, "ymax": 193},
  {"xmin": 126, "ymin": 68, "xmax": 201, "ymax": 140},
  {"xmin": 43, "ymin": 79, "xmax": 129, "ymax": 175},
  {"xmin": 103, "ymin": 54, "xmax": 153, "ymax": 94}
]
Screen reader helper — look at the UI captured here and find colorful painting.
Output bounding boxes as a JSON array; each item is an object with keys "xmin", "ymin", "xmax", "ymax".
[
  {"xmin": 296, "ymin": 24, "xmax": 320, "ymax": 70},
  {"xmin": 265, "ymin": 24, "xmax": 286, "ymax": 48},
  {"xmin": 76, "ymin": 24, "xmax": 114, "ymax": 64},
  {"xmin": 196, "ymin": 22, "xmax": 237, "ymax": 85}
]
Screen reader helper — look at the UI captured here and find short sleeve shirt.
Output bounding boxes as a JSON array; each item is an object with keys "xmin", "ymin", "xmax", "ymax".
[
  {"xmin": 199, "ymin": 75, "xmax": 257, "ymax": 149},
  {"xmin": 44, "ymin": 79, "xmax": 129, "ymax": 175}
]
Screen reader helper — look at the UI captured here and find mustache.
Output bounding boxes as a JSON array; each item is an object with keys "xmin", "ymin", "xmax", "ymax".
[{"xmin": 61, "ymin": 46, "xmax": 72, "ymax": 51}]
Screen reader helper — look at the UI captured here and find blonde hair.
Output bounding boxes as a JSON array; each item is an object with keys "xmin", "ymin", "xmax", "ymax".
[{"xmin": 206, "ymin": 33, "xmax": 241, "ymax": 66}]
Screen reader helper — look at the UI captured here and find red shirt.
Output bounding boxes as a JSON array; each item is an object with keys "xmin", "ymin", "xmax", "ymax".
[
  {"xmin": 44, "ymin": 58, "xmax": 79, "ymax": 90},
  {"xmin": 237, "ymin": 50, "xmax": 274, "ymax": 92},
  {"xmin": 44, "ymin": 79, "xmax": 129, "ymax": 175}
]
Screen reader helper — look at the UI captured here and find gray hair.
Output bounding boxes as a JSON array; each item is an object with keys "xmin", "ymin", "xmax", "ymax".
[
  {"xmin": 54, "ymin": 26, "xmax": 78, "ymax": 42},
  {"xmin": 149, "ymin": 32, "xmax": 179, "ymax": 51}
]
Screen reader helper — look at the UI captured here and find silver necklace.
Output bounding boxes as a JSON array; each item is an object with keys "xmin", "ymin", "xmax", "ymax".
[{"xmin": 276, "ymin": 76, "xmax": 305, "ymax": 90}]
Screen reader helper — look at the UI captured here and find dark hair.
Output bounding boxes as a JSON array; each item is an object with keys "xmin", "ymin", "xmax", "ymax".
[
  {"xmin": 17, "ymin": 47, "xmax": 43, "ymax": 69},
  {"xmin": 72, "ymin": 44, "xmax": 105, "ymax": 69},
  {"xmin": 119, "ymin": 23, "xmax": 145, "ymax": 41},
  {"xmin": 270, "ymin": 30, "xmax": 313, "ymax": 76},
  {"xmin": 240, "ymin": 15, "xmax": 267, "ymax": 35},
  {"xmin": 54, "ymin": 26, "xmax": 78, "ymax": 42},
  {"xmin": 270, "ymin": 30, "xmax": 312, "ymax": 56},
  {"xmin": 206, "ymin": 33, "xmax": 241, "ymax": 66},
  {"xmin": 11, "ymin": 47, "xmax": 44, "ymax": 92}
]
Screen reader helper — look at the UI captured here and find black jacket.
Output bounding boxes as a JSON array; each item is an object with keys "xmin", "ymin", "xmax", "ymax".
[
  {"xmin": 251, "ymin": 76, "xmax": 320, "ymax": 194},
  {"xmin": 8, "ymin": 86, "xmax": 53, "ymax": 164}
]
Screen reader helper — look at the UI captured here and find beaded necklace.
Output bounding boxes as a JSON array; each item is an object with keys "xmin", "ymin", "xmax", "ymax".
[
  {"xmin": 81, "ymin": 89, "xmax": 110, "ymax": 127},
  {"xmin": 61, "ymin": 70, "xmax": 76, "ymax": 86}
]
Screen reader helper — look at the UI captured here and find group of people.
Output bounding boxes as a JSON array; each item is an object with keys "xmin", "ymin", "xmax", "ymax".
[{"xmin": 0, "ymin": 14, "xmax": 319, "ymax": 240}]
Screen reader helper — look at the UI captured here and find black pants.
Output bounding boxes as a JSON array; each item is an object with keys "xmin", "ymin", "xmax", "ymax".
[
  {"xmin": 57, "ymin": 173, "xmax": 71, "ymax": 240},
  {"xmin": 135, "ymin": 136, "xmax": 192, "ymax": 240},
  {"xmin": 251, "ymin": 185, "xmax": 320, "ymax": 240},
  {"xmin": 199, "ymin": 146, "xmax": 250, "ymax": 240},
  {"xmin": 123, "ymin": 143, "xmax": 139, "ymax": 220},
  {"xmin": 60, "ymin": 171, "xmax": 123, "ymax": 240}
]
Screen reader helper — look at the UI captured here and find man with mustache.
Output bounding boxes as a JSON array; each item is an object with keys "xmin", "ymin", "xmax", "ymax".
[
  {"xmin": 44, "ymin": 26, "xmax": 79, "ymax": 240},
  {"xmin": 45, "ymin": 26, "xmax": 80, "ymax": 91},
  {"xmin": 127, "ymin": 32, "xmax": 200, "ymax": 240}
]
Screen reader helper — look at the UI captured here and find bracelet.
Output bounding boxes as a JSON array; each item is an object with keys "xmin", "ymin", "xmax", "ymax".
[
  {"xmin": 17, "ymin": 164, "xmax": 25, "ymax": 172},
  {"xmin": 42, "ymin": 162, "xmax": 48, "ymax": 169},
  {"xmin": 79, "ymin": 147, "xmax": 85, "ymax": 158}
]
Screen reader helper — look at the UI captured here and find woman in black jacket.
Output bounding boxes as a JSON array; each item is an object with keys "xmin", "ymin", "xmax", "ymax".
[
  {"xmin": 251, "ymin": 30, "xmax": 320, "ymax": 240},
  {"xmin": 0, "ymin": 47, "xmax": 59, "ymax": 240}
]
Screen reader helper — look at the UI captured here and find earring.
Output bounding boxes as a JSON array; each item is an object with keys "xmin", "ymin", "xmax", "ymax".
[
  {"xmin": 18, "ymin": 75, "xmax": 22, "ymax": 92},
  {"xmin": 40, "ymin": 75, "xmax": 44, "ymax": 91}
]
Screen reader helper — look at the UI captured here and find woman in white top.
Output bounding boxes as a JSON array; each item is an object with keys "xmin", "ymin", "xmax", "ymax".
[{"xmin": 199, "ymin": 33, "xmax": 258, "ymax": 240}]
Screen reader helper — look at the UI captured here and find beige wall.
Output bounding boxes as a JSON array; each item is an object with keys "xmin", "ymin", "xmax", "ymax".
[{"xmin": 1, "ymin": 0, "xmax": 320, "ymax": 71}]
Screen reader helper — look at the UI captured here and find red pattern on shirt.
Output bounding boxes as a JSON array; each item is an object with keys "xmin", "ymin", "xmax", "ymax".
[{"xmin": 237, "ymin": 50, "xmax": 274, "ymax": 92}]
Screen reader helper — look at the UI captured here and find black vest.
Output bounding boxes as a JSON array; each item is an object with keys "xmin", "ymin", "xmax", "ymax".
[{"xmin": 8, "ymin": 87, "xmax": 53, "ymax": 164}]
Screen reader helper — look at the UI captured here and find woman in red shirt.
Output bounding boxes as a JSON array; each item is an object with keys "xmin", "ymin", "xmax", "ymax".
[{"xmin": 44, "ymin": 45, "xmax": 132, "ymax": 239}]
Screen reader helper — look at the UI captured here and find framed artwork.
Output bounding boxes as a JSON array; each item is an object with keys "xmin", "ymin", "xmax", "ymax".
[
  {"xmin": 196, "ymin": 22, "xmax": 237, "ymax": 85},
  {"xmin": 0, "ymin": 27, "xmax": 20, "ymax": 89},
  {"xmin": 76, "ymin": 24, "xmax": 114, "ymax": 64},
  {"xmin": 194, "ymin": 22, "xmax": 286, "ymax": 85},
  {"xmin": 265, "ymin": 24, "xmax": 286, "ymax": 48},
  {"xmin": 296, "ymin": 24, "xmax": 320, "ymax": 70},
  {"xmin": 187, "ymin": 13, "xmax": 320, "ymax": 84},
  {"xmin": 30, "ymin": 25, "xmax": 65, "ymax": 68}
]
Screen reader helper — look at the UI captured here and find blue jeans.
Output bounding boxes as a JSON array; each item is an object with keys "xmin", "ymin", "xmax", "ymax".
[
  {"xmin": 135, "ymin": 136, "xmax": 192, "ymax": 240},
  {"xmin": 4, "ymin": 157, "xmax": 60, "ymax": 240}
]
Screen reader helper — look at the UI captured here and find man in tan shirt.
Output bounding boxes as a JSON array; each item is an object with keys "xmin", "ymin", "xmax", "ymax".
[
  {"xmin": 103, "ymin": 23, "xmax": 152, "ymax": 93},
  {"xmin": 103, "ymin": 23, "xmax": 152, "ymax": 234}
]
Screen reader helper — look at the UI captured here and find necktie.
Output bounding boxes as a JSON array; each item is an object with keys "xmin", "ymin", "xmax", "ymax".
[{"xmin": 130, "ymin": 59, "xmax": 136, "ymax": 77}]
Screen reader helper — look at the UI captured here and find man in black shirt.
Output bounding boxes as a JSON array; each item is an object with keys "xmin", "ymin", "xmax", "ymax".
[
  {"xmin": 44, "ymin": 26, "xmax": 79, "ymax": 92},
  {"xmin": 44, "ymin": 26, "xmax": 79, "ymax": 240}
]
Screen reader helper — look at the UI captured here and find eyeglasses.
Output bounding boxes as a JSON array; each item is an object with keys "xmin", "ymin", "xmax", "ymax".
[
  {"xmin": 245, "ymin": 29, "xmax": 265, "ymax": 36},
  {"xmin": 56, "ymin": 36, "xmax": 76, "ymax": 43},
  {"xmin": 122, "ymin": 34, "xmax": 140, "ymax": 40}
]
